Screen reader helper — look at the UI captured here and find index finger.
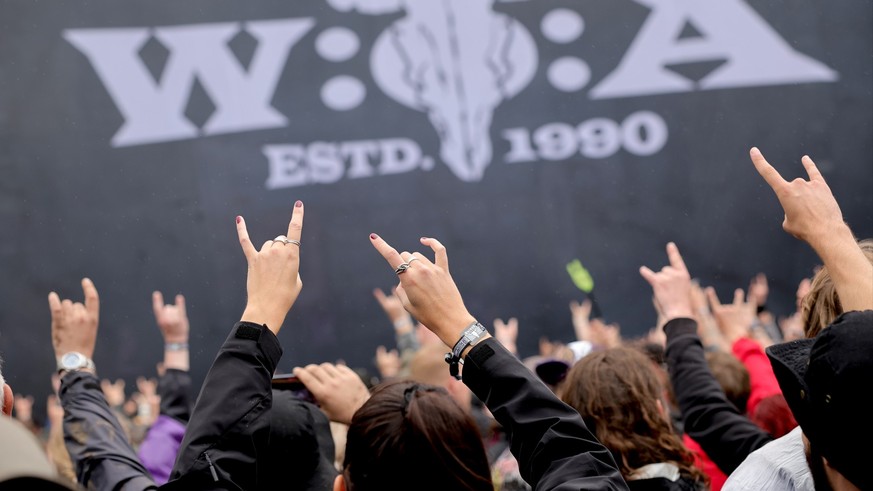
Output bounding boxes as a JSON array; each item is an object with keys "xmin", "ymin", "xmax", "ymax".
[
  {"xmin": 420, "ymin": 237, "xmax": 448, "ymax": 270},
  {"xmin": 48, "ymin": 292, "xmax": 62, "ymax": 320},
  {"xmin": 666, "ymin": 242, "xmax": 687, "ymax": 273},
  {"xmin": 236, "ymin": 216, "xmax": 257, "ymax": 262},
  {"xmin": 81, "ymin": 278, "xmax": 100, "ymax": 319},
  {"xmin": 705, "ymin": 287, "xmax": 722, "ymax": 310},
  {"xmin": 369, "ymin": 233, "xmax": 405, "ymax": 270},
  {"xmin": 750, "ymin": 147, "xmax": 787, "ymax": 190},
  {"xmin": 152, "ymin": 291, "xmax": 164, "ymax": 317},
  {"xmin": 372, "ymin": 288, "xmax": 388, "ymax": 305},
  {"xmin": 800, "ymin": 155, "xmax": 824, "ymax": 182},
  {"xmin": 286, "ymin": 200, "xmax": 304, "ymax": 242}
]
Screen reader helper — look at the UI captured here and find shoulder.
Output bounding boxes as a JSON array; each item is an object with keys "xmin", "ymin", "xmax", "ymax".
[{"xmin": 723, "ymin": 427, "xmax": 813, "ymax": 491}]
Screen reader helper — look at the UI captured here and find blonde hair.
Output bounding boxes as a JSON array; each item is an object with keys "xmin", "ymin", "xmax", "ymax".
[{"xmin": 802, "ymin": 239, "xmax": 873, "ymax": 338}]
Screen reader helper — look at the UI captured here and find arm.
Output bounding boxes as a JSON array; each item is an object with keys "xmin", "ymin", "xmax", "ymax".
[
  {"xmin": 61, "ymin": 371, "xmax": 158, "ymax": 490},
  {"xmin": 166, "ymin": 322, "xmax": 282, "ymax": 490},
  {"xmin": 464, "ymin": 337, "xmax": 627, "ymax": 490},
  {"xmin": 640, "ymin": 244, "xmax": 772, "ymax": 475},
  {"xmin": 369, "ymin": 234, "xmax": 627, "ymax": 490},
  {"xmin": 49, "ymin": 278, "xmax": 157, "ymax": 491},
  {"xmin": 168, "ymin": 203, "xmax": 305, "ymax": 489},
  {"xmin": 750, "ymin": 148, "xmax": 873, "ymax": 311},
  {"xmin": 665, "ymin": 318, "xmax": 772, "ymax": 474}
]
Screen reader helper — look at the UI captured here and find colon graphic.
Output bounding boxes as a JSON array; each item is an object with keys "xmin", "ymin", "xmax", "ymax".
[{"xmin": 329, "ymin": 0, "xmax": 538, "ymax": 181}]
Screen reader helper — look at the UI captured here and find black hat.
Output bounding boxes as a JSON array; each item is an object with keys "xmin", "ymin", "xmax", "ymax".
[{"xmin": 766, "ymin": 310, "xmax": 873, "ymax": 490}]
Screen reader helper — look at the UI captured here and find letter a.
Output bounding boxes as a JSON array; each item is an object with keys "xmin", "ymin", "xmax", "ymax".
[{"xmin": 590, "ymin": 0, "xmax": 837, "ymax": 99}]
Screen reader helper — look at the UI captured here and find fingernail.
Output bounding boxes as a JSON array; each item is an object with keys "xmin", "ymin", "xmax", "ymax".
[
  {"xmin": 370, "ymin": 233, "xmax": 378, "ymax": 240},
  {"xmin": 236, "ymin": 216, "xmax": 242, "ymax": 224},
  {"xmin": 295, "ymin": 200, "xmax": 303, "ymax": 208},
  {"xmin": 420, "ymin": 237, "xmax": 427, "ymax": 241}
]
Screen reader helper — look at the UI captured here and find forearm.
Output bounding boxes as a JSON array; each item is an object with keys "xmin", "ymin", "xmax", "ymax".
[
  {"xmin": 168, "ymin": 322, "xmax": 282, "ymax": 489},
  {"xmin": 463, "ymin": 338, "xmax": 627, "ymax": 491},
  {"xmin": 665, "ymin": 319, "xmax": 771, "ymax": 474},
  {"xmin": 809, "ymin": 224, "xmax": 873, "ymax": 312},
  {"xmin": 60, "ymin": 371, "xmax": 157, "ymax": 490}
]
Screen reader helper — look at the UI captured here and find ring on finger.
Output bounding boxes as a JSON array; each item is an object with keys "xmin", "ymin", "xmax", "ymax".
[
  {"xmin": 406, "ymin": 257, "xmax": 421, "ymax": 266},
  {"xmin": 394, "ymin": 263, "xmax": 410, "ymax": 275}
]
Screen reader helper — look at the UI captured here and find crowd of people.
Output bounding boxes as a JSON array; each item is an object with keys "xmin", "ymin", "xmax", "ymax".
[{"xmin": 0, "ymin": 147, "xmax": 870, "ymax": 490}]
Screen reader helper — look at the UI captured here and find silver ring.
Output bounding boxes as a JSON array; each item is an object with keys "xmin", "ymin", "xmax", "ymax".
[
  {"xmin": 273, "ymin": 235, "xmax": 301, "ymax": 246},
  {"xmin": 394, "ymin": 263, "xmax": 410, "ymax": 275},
  {"xmin": 407, "ymin": 257, "xmax": 421, "ymax": 265}
]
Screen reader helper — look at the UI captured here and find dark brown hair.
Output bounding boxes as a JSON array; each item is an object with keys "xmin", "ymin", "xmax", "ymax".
[
  {"xmin": 706, "ymin": 351, "xmax": 750, "ymax": 414},
  {"xmin": 560, "ymin": 347, "xmax": 706, "ymax": 484},
  {"xmin": 802, "ymin": 239, "xmax": 873, "ymax": 338},
  {"xmin": 343, "ymin": 381, "xmax": 492, "ymax": 491}
]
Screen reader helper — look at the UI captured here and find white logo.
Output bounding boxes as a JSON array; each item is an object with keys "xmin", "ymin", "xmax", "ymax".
[{"xmin": 64, "ymin": 0, "xmax": 837, "ymax": 186}]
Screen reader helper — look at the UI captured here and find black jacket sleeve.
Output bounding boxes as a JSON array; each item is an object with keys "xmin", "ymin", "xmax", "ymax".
[
  {"xmin": 462, "ymin": 338, "xmax": 628, "ymax": 491},
  {"xmin": 60, "ymin": 371, "xmax": 158, "ymax": 491},
  {"xmin": 664, "ymin": 318, "xmax": 772, "ymax": 474},
  {"xmin": 164, "ymin": 322, "xmax": 282, "ymax": 491},
  {"xmin": 158, "ymin": 369, "xmax": 193, "ymax": 424}
]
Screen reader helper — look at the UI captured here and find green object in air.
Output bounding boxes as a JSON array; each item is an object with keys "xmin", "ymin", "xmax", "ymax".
[{"xmin": 566, "ymin": 259, "xmax": 595, "ymax": 293}]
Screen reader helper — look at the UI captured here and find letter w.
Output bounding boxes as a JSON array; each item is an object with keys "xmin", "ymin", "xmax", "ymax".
[{"xmin": 64, "ymin": 18, "xmax": 314, "ymax": 147}]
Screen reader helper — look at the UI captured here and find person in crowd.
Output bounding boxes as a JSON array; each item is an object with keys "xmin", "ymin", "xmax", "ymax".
[
  {"xmin": 560, "ymin": 347, "xmax": 707, "ymax": 490},
  {"xmin": 373, "ymin": 287, "xmax": 422, "ymax": 379},
  {"xmin": 138, "ymin": 292, "xmax": 194, "ymax": 485},
  {"xmin": 642, "ymin": 148, "xmax": 872, "ymax": 490}
]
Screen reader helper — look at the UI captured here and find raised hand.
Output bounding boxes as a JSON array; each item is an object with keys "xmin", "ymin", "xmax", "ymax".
[
  {"xmin": 569, "ymin": 300, "xmax": 592, "ymax": 342},
  {"xmin": 13, "ymin": 394, "xmax": 34, "ymax": 424},
  {"xmin": 152, "ymin": 292, "xmax": 189, "ymax": 344},
  {"xmin": 706, "ymin": 287, "xmax": 756, "ymax": 345},
  {"xmin": 375, "ymin": 345, "xmax": 401, "ymax": 379},
  {"xmin": 373, "ymin": 287, "xmax": 413, "ymax": 332},
  {"xmin": 293, "ymin": 363, "xmax": 370, "ymax": 425},
  {"xmin": 369, "ymin": 234, "xmax": 477, "ymax": 347},
  {"xmin": 747, "ymin": 273, "xmax": 769, "ymax": 308},
  {"xmin": 493, "ymin": 318, "xmax": 519, "ymax": 355},
  {"xmin": 750, "ymin": 147, "xmax": 872, "ymax": 312},
  {"xmin": 639, "ymin": 243, "xmax": 693, "ymax": 321},
  {"xmin": 237, "ymin": 201, "xmax": 305, "ymax": 334},
  {"xmin": 48, "ymin": 278, "xmax": 100, "ymax": 361},
  {"xmin": 101, "ymin": 379, "xmax": 126, "ymax": 407}
]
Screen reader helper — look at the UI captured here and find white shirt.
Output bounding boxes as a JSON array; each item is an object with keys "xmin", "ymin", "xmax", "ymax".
[{"xmin": 723, "ymin": 427, "xmax": 813, "ymax": 491}]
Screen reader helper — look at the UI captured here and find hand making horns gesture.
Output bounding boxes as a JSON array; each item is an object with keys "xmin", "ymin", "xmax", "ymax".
[
  {"xmin": 369, "ymin": 234, "xmax": 477, "ymax": 347},
  {"xmin": 236, "ymin": 200, "xmax": 304, "ymax": 335}
]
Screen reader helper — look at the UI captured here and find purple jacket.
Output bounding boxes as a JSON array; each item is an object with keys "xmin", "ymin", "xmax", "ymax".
[{"xmin": 139, "ymin": 415, "xmax": 186, "ymax": 485}]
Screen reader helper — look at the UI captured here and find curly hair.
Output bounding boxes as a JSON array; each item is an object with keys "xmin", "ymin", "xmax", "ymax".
[
  {"xmin": 802, "ymin": 238, "xmax": 873, "ymax": 338},
  {"xmin": 560, "ymin": 347, "xmax": 706, "ymax": 484}
]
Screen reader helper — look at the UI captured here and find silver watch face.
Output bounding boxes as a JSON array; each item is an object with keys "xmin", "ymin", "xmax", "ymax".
[{"xmin": 61, "ymin": 352, "xmax": 86, "ymax": 370}]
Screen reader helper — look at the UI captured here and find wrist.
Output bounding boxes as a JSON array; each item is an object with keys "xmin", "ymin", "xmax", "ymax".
[
  {"xmin": 662, "ymin": 307, "xmax": 694, "ymax": 321},
  {"xmin": 436, "ymin": 312, "xmax": 478, "ymax": 347},
  {"xmin": 241, "ymin": 306, "xmax": 285, "ymax": 335},
  {"xmin": 392, "ymin": 315, "xmax": 414, "ymax": 334}
]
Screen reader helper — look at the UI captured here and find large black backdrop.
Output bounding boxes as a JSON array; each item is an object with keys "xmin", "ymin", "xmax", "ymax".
[{"xmin": 1, "ymin": 0, "xmax": 871, "ymax": 408}]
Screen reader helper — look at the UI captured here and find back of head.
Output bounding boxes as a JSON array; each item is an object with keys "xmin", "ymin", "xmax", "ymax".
[
  {"xmin": 802, "ymin": 238, "xmax": 873, "ymax": 338},
  {"xmin": 0, "ymin": 417, "xmax": 75, "ymax": 490},
  {"xmin": 560, "ymin": 347, "xmax": 703, "ymax": 482},
  {"xmin": 705, "ymin": 351, "xmax": 750, "ymax": 414},
  {"xmin": 343, "ymin": 381, "xmax": 492, "ymax": 491}
]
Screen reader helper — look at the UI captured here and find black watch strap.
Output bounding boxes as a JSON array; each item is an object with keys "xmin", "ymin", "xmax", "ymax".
[{"xmin": 444, "ymin": 322, "xmax": 487, "ymax": 380}]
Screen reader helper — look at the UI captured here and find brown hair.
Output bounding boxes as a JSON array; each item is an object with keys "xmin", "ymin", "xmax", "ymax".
[
  {"xmin": 706, "ymin": 351, "xmax": 751, "ymax": 414},
  {"xmin": 343, "ymin": 381, "xmax": 492, "ymax": 491},
  {"xmin": 802, "ymin": 239, "xmax": 873, "ymax": 338},
  {"xmin": 560, "ymin": 347, "xmax": 706, "ymax": 484}
]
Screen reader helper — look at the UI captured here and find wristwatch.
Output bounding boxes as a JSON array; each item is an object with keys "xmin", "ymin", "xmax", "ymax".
[{"xmin": 57, "ymin": 352, "xmax": 95, "ymax": 374}]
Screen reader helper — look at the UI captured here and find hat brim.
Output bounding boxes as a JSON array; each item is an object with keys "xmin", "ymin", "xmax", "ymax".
[{"xmin": 766, "ymin": 339, "xmax": 814, "ymax": 439}]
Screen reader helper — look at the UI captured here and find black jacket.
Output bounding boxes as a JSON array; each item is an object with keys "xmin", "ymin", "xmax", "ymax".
[{"xmin": 663, "ymin": 318, "xmax": 772, "ymax": 475}]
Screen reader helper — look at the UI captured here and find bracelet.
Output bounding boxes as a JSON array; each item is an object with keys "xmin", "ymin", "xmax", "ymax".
[
  {"xmin": 165, "ymin": 342, "xmax": 189, "ymax": 351},
  {"xmin": 444, "ymin": 322, "xmax": 487, "ymax": 380},
  {"xmin": 393, "ymin": 317, "xmax": 413, "ymax": 330}
]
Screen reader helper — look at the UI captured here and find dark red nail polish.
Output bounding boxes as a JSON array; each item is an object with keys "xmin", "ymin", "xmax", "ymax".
[
  {"xmin": 370, "ymin": 233, "xmax": 378, "ymax": 240},
  {"xmin": 420, "ymin": 237, "xmax": 427, "ymax": 241},
  {"xmin": 236, "ymin": 216, "xmax": 242, "ymax": 224},
  {"xmin": 295, "ymin": 200, "xmax": 303, "ymax": 208}
]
